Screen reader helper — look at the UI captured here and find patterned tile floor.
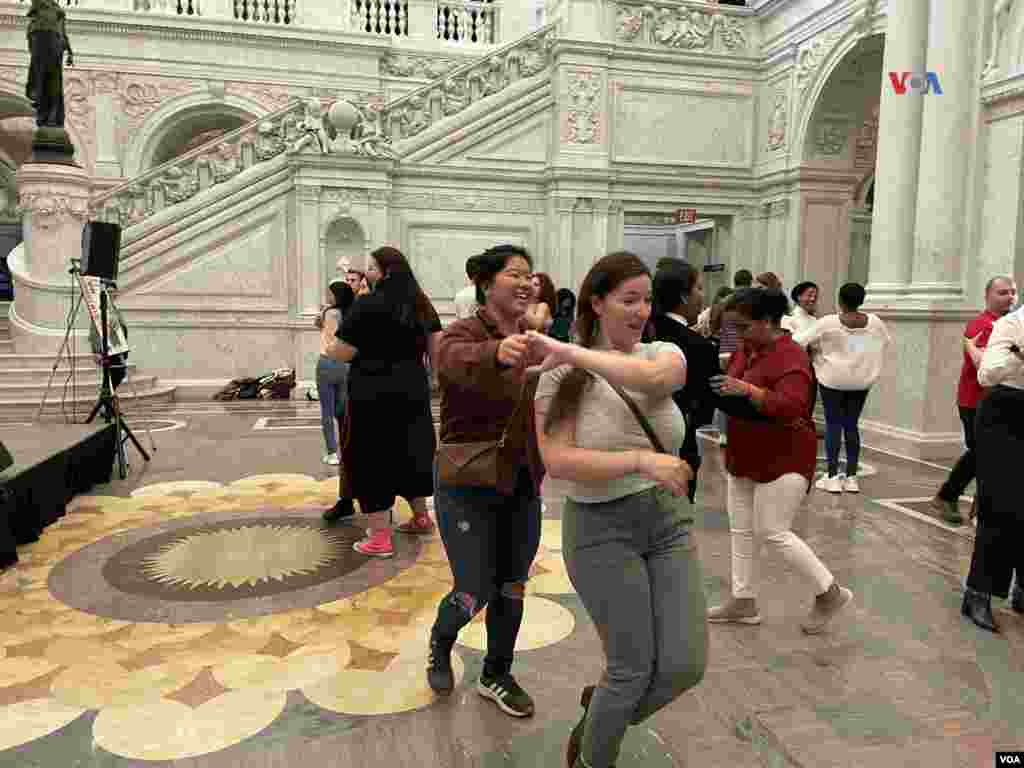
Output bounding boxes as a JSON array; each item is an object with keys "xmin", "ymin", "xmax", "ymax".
[{"xmin": 0, "ymin": 403, "xmax": 1020, "ymax": 767}]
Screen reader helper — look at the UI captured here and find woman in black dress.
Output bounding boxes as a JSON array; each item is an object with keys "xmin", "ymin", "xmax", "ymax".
[{"xmin": 326, "ymin": 246, "xmax": 442, "ymax": 557}]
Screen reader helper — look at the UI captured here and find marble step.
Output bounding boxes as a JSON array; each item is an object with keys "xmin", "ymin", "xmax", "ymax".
[
  {"xmin": 0, "ymin": 364, "xmax": 138, "ymax": 384},
  {"xmin": 0, "ymin": 383, "xmax": 177, "ymax": 419},
  {"xmin": 0, "ymin": 339, "xmax": 11, "ymax": 353},
  {"xmin": 0, "ymin": 375, "xmax": 157, "ymax": 399},
  {"xmin": 0, "ymin": 352, "xmax": 98, "ymax": 370}
]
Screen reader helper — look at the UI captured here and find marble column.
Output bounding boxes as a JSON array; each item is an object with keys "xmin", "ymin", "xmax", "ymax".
[
  {"xmin": 866, "ymin": 0, "xmax": 929, "ymax": 295},
  {"xmin": 910, "ymin": 0, "xmax": 983, "ymax": 295}
]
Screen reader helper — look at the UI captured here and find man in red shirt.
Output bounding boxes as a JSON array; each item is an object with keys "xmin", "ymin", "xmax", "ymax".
[{"xmin": 931, "ymin": 276, "xmax": 1017, "ymax": 524}]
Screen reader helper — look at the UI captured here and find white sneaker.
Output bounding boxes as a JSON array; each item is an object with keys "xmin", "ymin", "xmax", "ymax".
[
  {"xmin": 843, "ymin": 475, "xmax": 860, "ymax": 493},
  {"xmin": 816, "ymin": 475, "xmax": 843, "ymax": 493},
  {"xmin": 323, "ymin": 453, "xmax": 340, "ymax": 466}
]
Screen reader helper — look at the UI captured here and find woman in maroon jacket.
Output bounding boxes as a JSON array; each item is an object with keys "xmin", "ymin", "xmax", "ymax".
[
  {"xmin": 425, "ymin": 244, "xmax": 546, "ymax": 719},
  {"xmin": 707, "ymin": 287, "xmax": 854, "ymax": 633}
]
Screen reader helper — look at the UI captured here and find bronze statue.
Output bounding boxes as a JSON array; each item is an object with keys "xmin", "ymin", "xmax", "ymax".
[{"xmin": 25, "ymin": 0, "xmax": 74, "ymax": 128}]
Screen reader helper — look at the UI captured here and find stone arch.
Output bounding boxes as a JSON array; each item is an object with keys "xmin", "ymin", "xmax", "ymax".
[
  {"xmin": 122, "ymin": 92, "xmax": 268, "ymax": 177},
  {"xmin": 320, "ymin": 215, "xmax": 367, "ymax": 289},
  {"xmin": 791, "ymin": 24, "xmax": 885, "ymax": 164}
]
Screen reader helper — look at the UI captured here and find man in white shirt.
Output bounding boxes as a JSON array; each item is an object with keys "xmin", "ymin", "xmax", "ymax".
[{"xmin": 453, "ymin": 255, "xmax": 481, "ymax": 320}]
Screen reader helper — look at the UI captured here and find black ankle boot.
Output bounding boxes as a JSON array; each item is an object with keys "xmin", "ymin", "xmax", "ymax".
[
  {"xmin": 566, "ymin": 685, "xmax": 595, "ymax": 768},
  {"xmin": 322, "ymin": 498, "xmax": 355, "ymax": 523},
  {"xmin": 427, "ymin": 632, "xmax": 455, "ymax": 695},
  {"xmin": 961, "ymin": 589, "xmax": 999, "ymax": 633}
]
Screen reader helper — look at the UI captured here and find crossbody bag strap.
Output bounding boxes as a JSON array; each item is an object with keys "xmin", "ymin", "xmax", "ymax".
[
  {"xmin": 496, "ymin": 375, "xmax": 530, "ymax": 448},
  {"xmin": 603, "ymin": 379, "xmax": 668, "ymax": 455}
]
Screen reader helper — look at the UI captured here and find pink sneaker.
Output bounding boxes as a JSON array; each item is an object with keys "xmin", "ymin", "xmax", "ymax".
[
  {"xmin": 353, "ymin": 529, "xmax": 393, "ymax": 558},
  {"xmin": 396, "ymin": 515, "xmax": 435, "ymax": 535}
]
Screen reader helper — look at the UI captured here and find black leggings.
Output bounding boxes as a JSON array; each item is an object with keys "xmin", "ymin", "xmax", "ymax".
[{"xmin": 430, "ymin": 468, "xmax": 542, "ymax": 677}]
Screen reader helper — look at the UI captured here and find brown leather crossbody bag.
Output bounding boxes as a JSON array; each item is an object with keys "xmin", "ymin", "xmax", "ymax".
[{"xmin": 435, "ymin": 383, "xmax": 527, "ymax": 490}]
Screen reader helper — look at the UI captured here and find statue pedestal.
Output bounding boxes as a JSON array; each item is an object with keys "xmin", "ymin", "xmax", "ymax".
[
  {"xmin": 30, "ymin": 126, "xmax": 77, "ymax": 166},
  {"xmin": 8, "ymin": 161, "xmax": 91, "ymax": 353}
]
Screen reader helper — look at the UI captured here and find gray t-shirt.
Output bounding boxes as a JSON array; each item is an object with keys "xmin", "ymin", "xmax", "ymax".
[{"xmin": 534, "ymin": 341, "xmax": 687, "ymax": 503}]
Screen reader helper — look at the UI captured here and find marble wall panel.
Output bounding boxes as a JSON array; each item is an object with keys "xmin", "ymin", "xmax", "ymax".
[
  {"xmin": 612, "ymin": 86, "xmax": 753, "ymax": 167},
  {"xmin": 404, "ymin": 222, "xmax": 533, "ymax": 307},
  {"xmin": 977, "ymin": 114, "xmax": 1024, "ymax": 290}
]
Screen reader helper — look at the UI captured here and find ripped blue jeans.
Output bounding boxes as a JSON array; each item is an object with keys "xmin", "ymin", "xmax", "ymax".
[{"xmin": 431, "ymin": 466, "xmax": 542, "ymax": 677}]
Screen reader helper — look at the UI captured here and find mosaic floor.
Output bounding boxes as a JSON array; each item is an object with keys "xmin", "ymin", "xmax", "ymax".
[{"xmin": 0, "ymin": 402, "xmax": 1022, "ymax": 767}]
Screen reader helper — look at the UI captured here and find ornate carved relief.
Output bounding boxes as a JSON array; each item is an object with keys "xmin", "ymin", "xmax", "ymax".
[
  {"xmin": 295, "ymin": 184, "xmax": 321, "ymax": 203},
  {"xmin": 381, "ymin": 54, "xmax": 462, "ymax": 79},
  {"xmin": 379, "ymin": 24, "xmax": 557, "ymax": 141},
  {"xmin": 564, "ymin": 71, "xmax": 601, "ymax": 145},
  {"xmin": 796, "ymin": 25, "xmax": 848, "ymax": 105},
  {"xmin": 63, "ymin": 73, "xmax": 96, "ymax": 161},
  {"xmin": 854, "ymin": 105, "xmax": 879, "ymax": 169},
  {"xmin": 120, "ymin": 76, "xmax": 205, "ymax": 136},
  {"xmin": 612, "ymin": 4, "xmax": 749, "ymax": 54},
  {"xmin": 814, "ymin": 119, "xmax": 848, "ymax": 156},
  {"xmin": 226, "ymin": 82, "xmax": 292, "ymax": 112},
  {"xmin": 767, "ymin": 199, "xmax": 790, "ymax": 217},
  {"xmin": 17, "ymin": 191, "xmax": 90, "ymax": 229},
  {"xmin": 767, "ymin": 90, "xmax": 788, "ymax": 150}
]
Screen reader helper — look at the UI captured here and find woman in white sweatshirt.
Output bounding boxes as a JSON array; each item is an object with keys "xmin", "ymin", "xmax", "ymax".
[{"xmin": 793, "ymin": 283, "xmax": 892, "ymax": 493}]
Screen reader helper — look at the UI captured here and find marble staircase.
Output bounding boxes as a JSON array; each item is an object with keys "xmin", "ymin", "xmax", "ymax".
[{"xmin": 0, "ymin": 302, "xmax": 177, "ymax": 422}]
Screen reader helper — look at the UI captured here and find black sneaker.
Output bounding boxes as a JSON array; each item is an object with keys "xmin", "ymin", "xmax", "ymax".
[
  {"xmin": 322, "ymin": 498, "xmax": 355, "ymax": 524},
  {"xmin": 427, "ymin": 635, "xmax": 454, "ymax": 695},
  {"xmin": 477, "ymin": 672, "xmax": 535, "ymax": 717}
]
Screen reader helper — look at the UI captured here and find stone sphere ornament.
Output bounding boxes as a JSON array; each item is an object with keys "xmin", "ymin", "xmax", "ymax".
[{"xmin": 327, "ymin": 100, "xmax": 361, "ymax": 135}]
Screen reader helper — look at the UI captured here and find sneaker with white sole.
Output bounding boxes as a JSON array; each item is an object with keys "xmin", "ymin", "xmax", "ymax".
[
  {"xmin": 707, "ymin": 597, "xmax": 761, "ymax": 624},
  {"xmin": 801, "ymin": 584, "xmax": 854, "ymax": 634},
  {"xmin": 816, "ymin": 475, "xmax": 843, "ymax": 494},
  {"xmin": 843, "ymin": 475, "xmax": 860, "ymax": 493},
  {"xmin": 477, "ymin": 673, "xmax": 535, "ymax": 717},
  {"xmin": 323, "ymin": 453, "xmax": 340, "ymax": 466}
]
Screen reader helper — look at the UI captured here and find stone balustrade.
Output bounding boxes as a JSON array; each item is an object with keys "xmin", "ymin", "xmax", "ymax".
[
  {"xmin": 16, "ymin": 0, "xmax": 503, "ymax": 36},
  {"xmin": 379, "ymin": 20, "xmax": 556, "ymax": 141},
  {"xmin": 88, "ymin": 95, "xmax": 398, "ymax": 229}
]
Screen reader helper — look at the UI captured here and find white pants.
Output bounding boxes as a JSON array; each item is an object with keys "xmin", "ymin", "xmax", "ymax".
[{"xmin": 726, "ymin": 473, "xmax": 833, "ymax": 599}]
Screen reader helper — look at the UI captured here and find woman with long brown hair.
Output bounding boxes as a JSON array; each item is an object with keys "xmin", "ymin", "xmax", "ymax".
[
  {"xmin": 526, "ymin": 271, "xmax": 556, "ymax": 332},
  {"xmin": 531, "ymin": 252, "xmax": 707, "ymax": 768},
  {"xmin": 325, "ymin": 246, "xmax": 442, "ymax": 556}
]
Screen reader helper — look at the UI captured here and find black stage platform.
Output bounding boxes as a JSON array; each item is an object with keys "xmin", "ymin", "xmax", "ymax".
[{"xmin": 0, "ymin": 423, "xmax": 116, "ymax": 569}]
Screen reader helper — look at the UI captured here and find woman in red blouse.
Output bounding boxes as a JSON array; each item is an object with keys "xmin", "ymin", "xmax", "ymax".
[{"xmin": 707, "ymin": 288, "xmax": 854, "ymax": 633}]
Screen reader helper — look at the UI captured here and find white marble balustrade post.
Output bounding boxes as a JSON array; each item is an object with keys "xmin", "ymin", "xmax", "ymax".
[
  {"xmin": 866, "ymin": 0, "xmax": 929, "ymax": 297},
  {"xmin": 909, "ymin": 0, "xmax": 983, "ymax": 297}
]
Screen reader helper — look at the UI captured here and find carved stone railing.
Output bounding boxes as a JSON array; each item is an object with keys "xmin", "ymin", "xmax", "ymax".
[
  {"xmin": 612, "ymin": 0, "xmax": 752, "ymax": 56},
  {"xmin": 89, "ymin": 95, "xmax": 395, "ymax": 229},
  {"xmin": 436, "ymin": 0, "xmax": 497, "ymax": 44},
  {"xmin": 351, "ymin": 0, "xmax": 409, "ymax": 35},
  {"xmin": 379, "ymin": 21, "xmax": 557, "ymax": 141},
  {"xmin": 232, "ymin": 0, "xmax": 296, "ymax": 23}
]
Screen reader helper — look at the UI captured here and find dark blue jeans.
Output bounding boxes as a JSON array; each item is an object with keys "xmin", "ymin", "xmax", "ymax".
[
  {"xmin": 819, "ymin": 385, "xmax": 870, "ymax": 478},
  {"xmin": 431, "ymin": 466, "xmax": 542, "ymax": 677},
  {"xmin": 315, "ymin": 356, "xmax": 348, "ymax": 454}
]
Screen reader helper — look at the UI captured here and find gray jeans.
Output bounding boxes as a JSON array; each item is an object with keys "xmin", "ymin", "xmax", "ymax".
[
  {"xmin": 316, "ymin": 356, "xmax": 349, "ymax": 453},
  {"xmin": 564, "ymin": 487, "xmax": 708, "ymax": 768}
]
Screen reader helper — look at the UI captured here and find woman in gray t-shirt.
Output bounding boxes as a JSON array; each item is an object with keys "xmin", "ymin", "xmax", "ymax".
[{"xmin": 532, "ymin": 252, "xmax": 708, "ymax": 768}]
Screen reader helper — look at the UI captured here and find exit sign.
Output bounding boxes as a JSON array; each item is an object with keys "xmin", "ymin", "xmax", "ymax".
[{"xmin": 673, "ymin": 208, "xmax": 697, "ymax": 225}]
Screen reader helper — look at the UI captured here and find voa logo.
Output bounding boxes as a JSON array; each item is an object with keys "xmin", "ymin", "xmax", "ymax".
[
  {"xmin": 998, "ymin": 754, "xmax": 1022, "ymax": 765},
  {"xmin": 887, "ymin": 71, "xmax": 943, "ymax": 95}
]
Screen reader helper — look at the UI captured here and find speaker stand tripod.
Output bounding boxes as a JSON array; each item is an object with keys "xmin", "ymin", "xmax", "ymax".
[{"xmin": 84, "ymin": 286, "xmax": 150, "ymax": 480}]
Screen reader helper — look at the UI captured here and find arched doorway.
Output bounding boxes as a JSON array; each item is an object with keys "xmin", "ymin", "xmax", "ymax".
[{"xmin": 796, "ymin": 33, "xmax": 883, "ymax": 311}]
